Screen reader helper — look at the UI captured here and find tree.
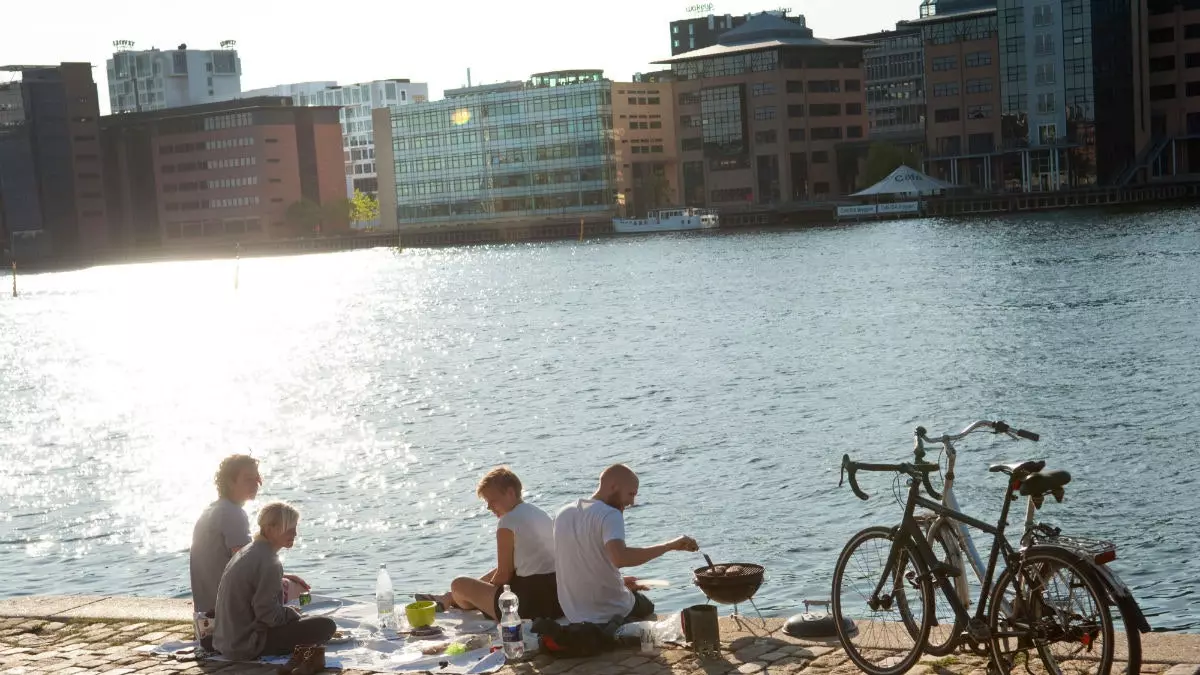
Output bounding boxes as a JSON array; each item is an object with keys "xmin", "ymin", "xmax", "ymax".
[
  {"xmin": 647, "ymin": 172, "xmax": 673, "ymax": 210},
  {"xmin": 321, "ymin": 198, "xmax": 352, "ymax": 232},
  {"xmin": 862, "ymin": 142, "xmax": 922, "ymax": 188},
  {"xmin": 350, "ymin": 190, "xmax": 380, "ymax": 228},
  {"xmin": 285, "ymin": 199, "xmax": 322, "ymax": 237}
]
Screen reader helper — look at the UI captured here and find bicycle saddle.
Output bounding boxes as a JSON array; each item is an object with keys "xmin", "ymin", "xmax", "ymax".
[
  {"xmin": 987, "ymin": 460, "xmax": 1045, "ymax": 478},
  {"xmin": 1018, "ymin": 469, "xmax": 1071, "ymax": 497}
]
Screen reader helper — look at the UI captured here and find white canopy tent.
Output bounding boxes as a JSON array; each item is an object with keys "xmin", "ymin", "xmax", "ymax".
[{"xmin": 851, "ymin": 165, "xmax": 959, "ymax": 197}]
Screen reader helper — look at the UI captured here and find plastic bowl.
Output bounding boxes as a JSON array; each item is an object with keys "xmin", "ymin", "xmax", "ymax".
[{"xmin": 405, "ymin": 600, "xmax": 437, "ymax": 628}]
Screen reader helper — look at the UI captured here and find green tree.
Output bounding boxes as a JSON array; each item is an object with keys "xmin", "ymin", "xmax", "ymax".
[
  {"xmin": 862, "ymin": 142, "xmax": 922, "ymax": 189},
  {"xmin": 350, "ymin": 190, "xmax": 380, "ymax": 227},
  {"xmin": 322, "ymin": 198, "xmax": 353, "ymax": 232},
  {"xmin": 647, "ymin": 172, "xmax": 672, "ymax": 210},
  {"xmin": 285, "ymin": 199, "xmax": 323, "ymax": 237}
]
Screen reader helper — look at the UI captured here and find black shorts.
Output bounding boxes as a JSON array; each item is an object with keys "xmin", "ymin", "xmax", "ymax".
[{"xmin": 493, "ymin": 572, "xmax": 563, "ymax": 620}]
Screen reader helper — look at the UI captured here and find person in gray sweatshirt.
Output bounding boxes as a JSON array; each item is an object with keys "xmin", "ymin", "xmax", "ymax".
[{"xmin": 213, "ymin": 501, "xmax": 335, "ymax": 660}]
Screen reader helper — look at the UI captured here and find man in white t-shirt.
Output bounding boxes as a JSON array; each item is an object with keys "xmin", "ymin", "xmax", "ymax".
[{"xmin": 554, "ymin": 464, "xmax": 698, "ymax": 624}]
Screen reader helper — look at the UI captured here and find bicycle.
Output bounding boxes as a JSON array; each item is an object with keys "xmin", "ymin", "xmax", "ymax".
[
  {"xmin": 910, "ymin": 421, "xmax": 1150, "ymax": 671},
  {"xmin": 831, "ymin": 450, "xmax": 1115, "ymax": 675}
]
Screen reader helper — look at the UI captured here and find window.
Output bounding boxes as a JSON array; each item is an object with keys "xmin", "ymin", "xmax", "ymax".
[
  {"xmin": 755, "ymin": 130, "xmax": 778, "ymax": 144},
  {"xmin": 809, "ymin": 103, "xmax": 841, "ymax": 116},
  {"xmin": 1036, "ymin": 92, "xmax": 1056, "ymax": 113},
  {"xmin": 936, "ymin": 136, "xmax": 962, "ymax": 155},
  {"xmin": 678, "ymin": 92, "xmax": 700, "ymax": 105},
  {"xmin": 1035, "ymin": 64, "xmax": 1056, "ymax": 85},
  {"xmin": 788, "ymin": 128, "xmax": 805, "ymax": 141},
  {"xmin": 846, "ymin": 103, "xmax": 863, "ymax": 115},
  {"xmin": 710, "ymin": 187, "xmax": 753, "ymax": 202},
  {"xmin": 1035, "ymin": 34, "xmax": 1055, "ymax": 55},
  {"xmin": 648, "ymin": 97, "xmax": 660, "ymax": 105},
  {"xmin": 967, "ymin": 104, "xmax": 993, "ymax": 119},
  {"xmin": 1151, "ymin": 55, "xmax": 1177, "ymax": 72},
  {"xmin": 786, "ymin": 80, "xmax": 804, "ymax": 93},
  {"xmin": 806, "ymin": 80, "xmax": 840, "ymax": 93},
  {"xmin": 844, "ymin": 79, "xmax": 861, "ymax": 92},
  {"xmin": 682, "ymin": 137, "xmax": 703, "ymax": 151},
  {"xmin": 968, "ymin": 132, "xmax": 994, "ymax": 153},
  {"xmin": 754, "ymin": 106, "xmax": 777, "ymax": 120},
  {"xmin": 1150, "ymin": 84, "xmax": 1176, "ymax": 100},
  {"xmin": 932, "ymin": 56, "xmax": 958, "ymax": 72},
  {"xmin": 811, "ymin": 150, "xmax": 829, "ymax": 163},
  {"xmin": 1149, "ymin": 27, "xmax": 1174, "ymax": 43},
  {"xmin": 787, "ymin": 104, "xmax": 805, "ymax": 118},
  {"xmin": 935, "ymin": 107, "xmax": 961, "ymax": 123},
  {"xmin": 1187, "ymin": 24, "xmax": 1200, "ymax": 39},
  {"xmin": 649, "ymin": 121, "xmax": 662, "ymax": 129},
  {"xmin": 965, "ymin": 51, "xmax": 992, "ymax": 67},
  {"xmin": 813, "ymin": 182, "xmax": 830, "ymax": 195},
  {"xmin": 752, "ymin": 82, "xmax": 777, "ymax": 96},
  {"xmin": 1033, "ymin": 4, "xmax": 1053, "ymax": 26},
  {"xmin": 628, "ymin": 97, "xmax": 638, "ymax": 105},
  {"xmin": 966, "ymin": 78, "xmax": 993, "ymax": 93},
  {"xmin": 847, "ymin": 126, "xmax": 863, "ymax": 139},
  {"xmin": 934, "ymin": 82, "xmax": 960, "ymax": 97},
  {"xmin": 811, "ymin": 127, "xmax": 842, "ymax": 140},
  {"xmin": 1038, "ymin": 124, "xmax": 1057, "ymax": 144},
  {"xmin": 1188, "ymin": 81, "xmax": 1200, "ymax": 97}
]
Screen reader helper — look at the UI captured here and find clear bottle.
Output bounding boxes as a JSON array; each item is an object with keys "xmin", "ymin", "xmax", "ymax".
[
  {"xmin": 497, "ymin": 585, "xmax": 523, "ymax": 660},
  {"xmin": 376, "ymin": 563, "xmax": 396, "ymax": 630}
]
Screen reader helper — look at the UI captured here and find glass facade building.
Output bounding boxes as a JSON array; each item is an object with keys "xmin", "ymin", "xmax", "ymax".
[{"xmin": 387, "ymin": 76, "xmax": 616, "ymax": 224}]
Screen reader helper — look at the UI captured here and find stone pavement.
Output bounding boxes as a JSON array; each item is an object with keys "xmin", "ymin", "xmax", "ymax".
[{"xmin": 1, "ymin": 597, "xmax": 1199, "ymax": 675}]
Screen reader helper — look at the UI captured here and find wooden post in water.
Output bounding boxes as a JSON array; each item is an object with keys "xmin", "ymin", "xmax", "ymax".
[
  {"xmin": 233, "ymin": 243, "xmax": 240, "ymax": 291},
  {"xmin": 10, "ymin": 261, "xmax": 15, "ymax": 298},
  {"xmin": 579, "ymin": 217, "xmax": 584, "ymax": 242}
]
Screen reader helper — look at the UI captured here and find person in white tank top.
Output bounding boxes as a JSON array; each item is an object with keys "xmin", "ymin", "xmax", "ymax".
[{"xmin": 418, "ymin": 467, "xmax": 563, "ymax": 620}]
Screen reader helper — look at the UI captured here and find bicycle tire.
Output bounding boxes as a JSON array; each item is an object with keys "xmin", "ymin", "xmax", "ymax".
[
  {"xmin": 903, "ymin": 518, "xmax": 967, "ymax": 656},
  {"xmin": 833, "ymin": 525, "xmax": 933, "ymax": 675},
  {"xmin": 987, "ymin": 546, "xmax": 1115, "ymax": 675}
]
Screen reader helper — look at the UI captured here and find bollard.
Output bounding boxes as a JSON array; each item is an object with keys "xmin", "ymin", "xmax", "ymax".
[
  {"xmin": 579, "ymin": 218, "xmax": 584, "ymax": 242},
  {"xmin": 10, "ymin": 261, "xmax": 15, "ymax": 298},
  {"xmin": 233, "ymin": 243, "xmax": 240, "ymax": 291}
]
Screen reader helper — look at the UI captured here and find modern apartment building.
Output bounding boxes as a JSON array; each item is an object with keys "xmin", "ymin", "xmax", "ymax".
[
  {"xmin": 1142, "ymin": 0, "xmax": 1200, "ymax": 176},
  {"xmin": 655, "ymin": 13, "xmax": 870, "ymax": 204},
  {"xmin": 612, "ymin": 82, "xmax": 680, "ymax": 216},
  {"xmin": 236, "ymin": 79, "xmax": 429, "ymax": 196},
  {"xmin": 106, "ymin": 41, "xmax": 242, "ymax": 113},
  {"xmin": 0, "ymin": 63, "xmax": 107, "ymax": 260},
  {"xmin": 99, "ymin": 97, "xmax": 345, "ymax": 251},
  {"xmin": 669, "ymin": 10, "xmax": 809, "ymax": 55},
  {"xmin": 842, "ymin": 25, "xmax": 927, "ymax": 149},
  {"xmin": 377, "ymin": 70, "xmax": 617, "ymax": 229}
]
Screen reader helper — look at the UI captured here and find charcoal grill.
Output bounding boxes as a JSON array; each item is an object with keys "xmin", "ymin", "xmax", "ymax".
[{"xmin": 692, "ymin": 561, "xmax": 767, "ymax": 631}]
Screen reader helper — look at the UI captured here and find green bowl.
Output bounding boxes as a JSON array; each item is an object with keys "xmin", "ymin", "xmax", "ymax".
[{"xmin": 405, "ymin": 600, "xmax": 437, "ymax": 628}]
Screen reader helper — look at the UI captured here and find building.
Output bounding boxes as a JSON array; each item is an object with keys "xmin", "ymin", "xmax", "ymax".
[
  {"xmin": 653, "ymin": 13, "xmax": 870, "ymax": 204},
  {"xmin": 1139, "ymin": 0, "xmax": 1199, "ymax": 177},
  {"xmin": 841, "ymin": 25, "xmax": 926, "ymax": 150},
  {"xmin": 670, "ymin": 10, "xmax": 809, "ymax": 55},
  {"xmin": 106, "ymin": 41, "xmax": 242, "ymax": 114},
  {"xmin": 612, "ymin": 81, "xmax": 680, "ymax": 216},
  {"xmin": 0, "ymin": 63, "xmax": 107, "ymax": 260},
  {"xmin": 377, "ymin": 70, "xmax": 618, "ymax": 230},
  {"xmin": 234, "ymin": 79, "xmax": 428, "ymax": 196},
  {"xmin": 100, "ymin": 97, "xmax": 345, "ymax": 251},
  {"xmin": 908, "ymin": 3, "xmax": 1005, "ymax": 189}
]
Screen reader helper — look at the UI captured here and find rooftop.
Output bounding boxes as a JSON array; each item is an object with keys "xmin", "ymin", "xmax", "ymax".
[
  {"xmin": 654, "ymin": 14, "xmax": 868, "ymax": 64},
  {"xmin": 902, "ymin": 5, "xmax": 996, "ymax": 25}
]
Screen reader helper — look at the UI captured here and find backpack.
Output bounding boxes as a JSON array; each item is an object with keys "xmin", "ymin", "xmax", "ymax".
[{"xmin": 532, "ymin": 618, "xmax": 624, "ymax": 658}]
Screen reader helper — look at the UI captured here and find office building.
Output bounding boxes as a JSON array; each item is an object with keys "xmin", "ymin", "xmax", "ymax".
[
  {"xmin": 377, "ymin": 70, "xmax": 617, "ymax": 229},
  {"xmin": 235, "ymin": 79, "xmax": 428, "ymax": 196},
  {"xmin": 0, "ymin": 63, "xmax": 107, "ymax": 260},
  {"xmin": 655, "ymin": 13, "xmax": 870, "ymax": 203},
  {"xmin": 100, "ymin": 97, "xmax": 344, "ymax": 251},
  {"xmin": 670, "ymin": 10, "xmax": 809, "ymax": 55},
  {"xmin": 1141, "ymin": 0, "xmax": 1200, "ymax": 177},
  {"xmin": 106, "ymin": 41, "xmax": 242, "ymax": 113},
  {"xmin": 842, "ymin": 25, "xmax": 927, "ymax": 149},
  {"xmin": 613, "ymin": 81, "xmax": 680, "ymax": 216}
]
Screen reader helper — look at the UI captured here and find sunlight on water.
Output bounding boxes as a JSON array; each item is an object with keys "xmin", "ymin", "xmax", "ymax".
[{"xmin": 2, "ymin": 212, "xmax": 1199, "ymax": 629}]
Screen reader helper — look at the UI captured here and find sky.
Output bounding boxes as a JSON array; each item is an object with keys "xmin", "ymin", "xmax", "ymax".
[{"xmin": 0, "ymin": 0, "xmax": 912, "ymax": 114}]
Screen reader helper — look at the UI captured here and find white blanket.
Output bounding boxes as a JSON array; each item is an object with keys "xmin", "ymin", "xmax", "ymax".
[{"xmin": 145, "ymin": 596, "xmax": 516, "ymax": 673}]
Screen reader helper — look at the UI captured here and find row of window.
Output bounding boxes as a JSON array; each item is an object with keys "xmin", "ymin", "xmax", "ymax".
[
  {"xmin": 162, "ymin": 156, "xmax": 259, "ymax": 173},
  {"xmin": 395, "ymin": 140, "xmax": 612, "ymax": 174},
  {"xmin": 1150, "ymin": 81, "xmax": 1200, "ymax": 100},
  {"xmin": 396, "ymin": 169, "xmax": 610, "ymax": 198},
  {"xmin": 628, "ymin": 121, "xmax": 664, "ymax": 130},
  {"xmin": 165, "ymin": 196, "xmax": 261, "ymax": 212},
  {"xmin": 933, "ymin": 104, "xmax": 995, "ymax": 123},
  {"xmin": 932, "ymin": 79, "xmax": 995, "ymax": 96},
  {"xmin": 924, "ymin": 16, "xmax": 997, "ymax": 44},
  {"xmin": 1148, "ymin": 24, "xmax": 1200, "ymax": 43},
  {"xmin": 680, "ymin": 123, "xmax": 863, "ymax": 150},
  {"xmin": 393, "ymin": 117, "xmax": 610, "ymax": 151},
  {"xmin": 671, "ymin": 49, "xmax": 863, "ymax": 81},
  {"xmin": 932, "ymin": 51, "xmax": 994, "ymax": 71},
  {"xmin": 392, "ymin": 88, "xmax": 611, "ymax": 133},
  {"xmin": 396, "ymin": 191, "xmax": 610, "ymax": 219},
  {"xmin": 752, "ymin": 103, "xmax": 865, "ymax": 119},
  {"xmin": 159, "ymin": 137, "xmax": 257, "ymax": 155},
  {"xmin": 1150, "ymin": 53, "xmax": 1200, "ymax": 72},
  {"xmin": 165, "ymin": 218, "xmax": 263, "ymax": 239},
  {"xmin": 626, "ymin": 97, "xmax": 662, "ymax": 105},
  {"xmin": 162, "ymin": 176, "xmax": 262, "ymax": 193},
  {"xmin": 630, "ymin": 145, "xmax": 665, "ymax": 154},
  {"xmin": 203, "ymin": 113, "xmax": 254, "ymax": 132},
  {"xmin": 677, "ymin": 79, "xmax": 862, "ymax": 107}
]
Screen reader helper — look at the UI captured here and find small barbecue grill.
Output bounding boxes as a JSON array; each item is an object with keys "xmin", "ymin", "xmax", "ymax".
[{"xmin": 692, "ymin": 562, "xmax": 765, "ymax": 605}]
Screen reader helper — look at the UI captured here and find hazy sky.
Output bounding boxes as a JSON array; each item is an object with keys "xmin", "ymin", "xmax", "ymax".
[{"xmin": 1, "ymin": 0, "xmax": 912, "ymax": 113}]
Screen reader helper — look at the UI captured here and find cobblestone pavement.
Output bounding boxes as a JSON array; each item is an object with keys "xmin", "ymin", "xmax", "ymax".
[{"xmin": 2, "ymin": 617, "xmax": 1197, "ymax": 675}]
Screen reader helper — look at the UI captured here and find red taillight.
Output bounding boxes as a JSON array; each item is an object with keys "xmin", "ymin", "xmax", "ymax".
[
  {"xmin": 1010, "ymin": 479, "xmax": 1022, "ymax": 492},
  {"xmin": 1095, "ymin": 549, "xmax": 1117, "ymax": 565}
]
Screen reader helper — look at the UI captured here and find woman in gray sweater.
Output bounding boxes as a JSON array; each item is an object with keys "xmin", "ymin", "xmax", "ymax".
[{"xmin": 214, "ymin": 502, "xmax": 336, "ymax": 660}]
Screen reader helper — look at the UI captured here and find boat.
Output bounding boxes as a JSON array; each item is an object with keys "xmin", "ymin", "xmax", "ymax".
[{"xmin": 612, "ymin": 207, "xmax": 719, "ymax": 234}]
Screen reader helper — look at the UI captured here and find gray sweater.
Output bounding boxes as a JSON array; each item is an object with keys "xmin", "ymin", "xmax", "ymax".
[{"xmin": 213, "ymin": 538, "xmax": 299, "ymax": 659}]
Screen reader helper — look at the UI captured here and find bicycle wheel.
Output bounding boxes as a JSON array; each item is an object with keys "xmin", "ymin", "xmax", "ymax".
[
  {"xmin": 833, "ymin": 526, "xmax": 933, "ymax": 675},
  {"xmin": 902, "ymin": 519, "xmax": 966, "ymax": 656},
  {"xmin": 987, "ymin": 546, "xmax": 1114, "ymax": 675},
  {"xmin": 1110, "ymin": 594, "xmax": 1143, "ymax": 675}
]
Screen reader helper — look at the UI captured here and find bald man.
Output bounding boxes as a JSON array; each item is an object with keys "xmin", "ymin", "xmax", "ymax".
[{"xmin": 553, "ymin": 464, "xmax": 698, "ymax": 624}]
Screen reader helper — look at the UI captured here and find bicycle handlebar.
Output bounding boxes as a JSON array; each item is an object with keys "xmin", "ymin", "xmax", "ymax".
[
  {"xmin": 917, "ymin": 420, "xmax": 1040, "ymax": 445},
  {"xmin": 839, "ymin": 454, "xmax": 941, "ymax": 501}
]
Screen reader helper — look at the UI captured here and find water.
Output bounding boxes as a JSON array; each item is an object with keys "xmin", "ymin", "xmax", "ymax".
[{"xmin": 2, "ymin": 207, "xmax": 1199, "ymax": 631}]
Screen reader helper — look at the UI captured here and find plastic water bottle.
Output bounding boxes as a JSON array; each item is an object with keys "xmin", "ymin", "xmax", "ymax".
[
  {"xmin": 498, "ymin": 585, "xmax": 523, "ymax": 660},
  {"xmin": 376, "ymin": 563, "xmax": 396, "ymax": 630}
]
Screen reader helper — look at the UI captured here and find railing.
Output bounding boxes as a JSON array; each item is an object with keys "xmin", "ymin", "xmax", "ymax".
[{"xmin": 1116, "ymin": 136, "xmax": 1174, "ymax": 187}]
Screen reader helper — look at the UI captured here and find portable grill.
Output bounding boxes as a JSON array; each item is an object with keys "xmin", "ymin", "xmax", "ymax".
[{"xmin": 692, "ymin": 560, "xmax": 766, "ymax": 630}]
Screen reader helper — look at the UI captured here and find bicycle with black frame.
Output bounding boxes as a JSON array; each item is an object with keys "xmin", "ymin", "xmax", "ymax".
[{"xmin": 830, "ymin": 451, "xmax": 1115, "ymax": 675}]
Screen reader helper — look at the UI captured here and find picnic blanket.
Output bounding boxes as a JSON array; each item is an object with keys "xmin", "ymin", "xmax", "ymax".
[{"xmin": 143, "ymin": 596, "xmax": 515, "ymax": 673}]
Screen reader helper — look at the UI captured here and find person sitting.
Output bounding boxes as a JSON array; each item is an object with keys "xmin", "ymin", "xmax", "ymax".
[
  {"xmin": 421, "ymin": 467, "xmax": 562, "ymax": 620},
  {"xmin": 553, "ymin": 464, "xmax": 698, "ymax": 624},
  {"xmin": 190, "ymin": 455, "xmax": 309, "ymax": 620},
  {"xmin": 213, "ymin": 501, "xmax": 335, "ymax": 661}
]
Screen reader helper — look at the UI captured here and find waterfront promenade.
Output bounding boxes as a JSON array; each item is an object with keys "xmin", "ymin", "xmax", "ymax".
[{"xmin": 1, "ymin": 596, "xmax": 1198, "ymax": 675}]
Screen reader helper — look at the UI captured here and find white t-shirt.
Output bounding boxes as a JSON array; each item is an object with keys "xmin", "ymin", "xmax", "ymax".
[
  {"xmin": 553, "ymin": 499, "xmax": 634, "ymax": 623},
  {"xmin": 498, "ymin": 502, "xmax": 557, "ymax": 577}
]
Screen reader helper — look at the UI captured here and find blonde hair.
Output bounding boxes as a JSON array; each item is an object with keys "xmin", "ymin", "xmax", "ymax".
[
  {"xmin": 215, "ymin": 454, "xmax": 259, "ymax": 499},
  {"xmin": 257, "ymin": 501, "xmax": 300, "ymax": 536},
  {"xmin": 476, "ymin": 466, "xmax": 523, "ymax": 499}
]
